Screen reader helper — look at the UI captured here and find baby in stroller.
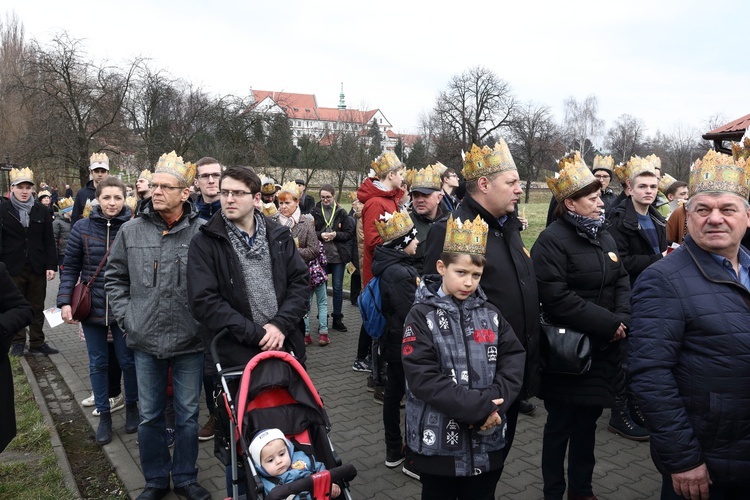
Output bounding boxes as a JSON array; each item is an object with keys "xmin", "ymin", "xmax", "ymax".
[{"xmin": 250, "ymin": 428, "xmax": 340, "ymax": 498}]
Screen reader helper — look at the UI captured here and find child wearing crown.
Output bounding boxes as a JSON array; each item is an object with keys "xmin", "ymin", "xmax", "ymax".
[{"xmin": 401, "ymin": 215, "xmax": 525, "ymax": 499}]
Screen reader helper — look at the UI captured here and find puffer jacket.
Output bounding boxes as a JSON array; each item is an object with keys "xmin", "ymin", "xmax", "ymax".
[
  {"xmin": 52, "ymin": 216, "xmax": 72, "ymax": 260},
  {"xmin": 530, "ymin": 214, "xmax": 631, "ymax": 407},
  {"xmin": 58, "ymin": 205, "xmax": 132, "ymax": 326},
  {"xmin": 629, "ymin": 235, "xmax": 750, "ymax": 486},
  {"xmin": 105, "ymin": 200, "xmax": 205, "ymax": 358},
  {"xmin": 311, "ymin": 201, "xmax": 354, "ymax": 264},
  {"xmin": 372, "ymin": 245, "xmax": 418, "ymax": 363},
  {"xmin": 402, "ymin": 276, "xmax": 525, "ymax": 477},
  {"xmin": 357, "ymin": 177, "xmax": 404, "ymax": 285}
]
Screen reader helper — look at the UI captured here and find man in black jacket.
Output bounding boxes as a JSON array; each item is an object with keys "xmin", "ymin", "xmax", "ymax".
[
  {"xmin": 2, "ymin": 167, "xmax": 58, "ymax": 356},
  {"xmin": 72, "ymin": 152, "xmax": 110, "ymax": 223},
  {"xmin": 423, "ymin": 140, "xmax": 540, "ymax": 475}
]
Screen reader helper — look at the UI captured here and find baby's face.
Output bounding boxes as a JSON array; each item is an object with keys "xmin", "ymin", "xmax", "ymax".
[{"xmin": 260, "ymin": 439, "xmax": 291, "ymax": 476}]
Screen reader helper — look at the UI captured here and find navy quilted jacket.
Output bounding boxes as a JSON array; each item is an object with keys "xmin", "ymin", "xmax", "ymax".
[{"xmin": 629, "ymin": 235, "xmax": 750, "ymax": 485}]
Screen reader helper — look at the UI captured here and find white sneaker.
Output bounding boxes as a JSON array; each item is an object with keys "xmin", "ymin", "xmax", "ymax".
[
  {"xmin": 93, "ymin": 394, "xmax": 125, "ymax": 416},
  {"xmin": 81, "ymin": 393, "xmax": 95, "ymax": 407}
]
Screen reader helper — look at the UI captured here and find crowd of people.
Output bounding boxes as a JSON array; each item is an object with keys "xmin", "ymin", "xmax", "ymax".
[{"xmin": 2, "ymin": 133, "xmax": 750, "ymax": 500}]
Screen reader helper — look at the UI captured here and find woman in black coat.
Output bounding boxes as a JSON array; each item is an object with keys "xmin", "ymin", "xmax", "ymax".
[
  {"xmin": 0, "ymin": 262, "xmax": 34, "ymax": 453},
  {"xmin": 530, "ymin": 177, "xmax": 631, "ymax": 500}
]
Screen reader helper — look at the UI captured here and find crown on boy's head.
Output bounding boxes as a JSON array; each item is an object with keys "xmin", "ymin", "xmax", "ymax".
[
  {"xmin": 442, "ymin": 214, "xmax": 488, "ymax": 256},
  {"xmin": 375, "ymin": 211, "xmax": 414, "ymax": 243}
]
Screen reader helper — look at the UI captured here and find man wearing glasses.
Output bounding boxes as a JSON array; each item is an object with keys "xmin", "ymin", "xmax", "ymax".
[
  {"xmin": 591, "ymin": 155, "xmax": 617, "ymax": 213},
  {"xmin": 194, "ymin": 157, "xmax": 223, "ymax": 221},
  {"xmin": 106, "ymin": 152, "xmax": 210, "ymax": 500}
]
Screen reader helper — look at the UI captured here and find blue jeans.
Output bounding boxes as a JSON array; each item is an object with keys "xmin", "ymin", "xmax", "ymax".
[
  {"xmin": 325, "ymin": 262, "xmax": 345, "ymax": 317},
  {"xmin": 134, "ymin": 350, "xmax": 204, "ymax": 489},
  {"xmin": 83, "ymin": 322, "xmax": 137, "ymax": 413},
  {"xmin": 304, "ymin": 283, "xmax": 328, "ymax": 333}
]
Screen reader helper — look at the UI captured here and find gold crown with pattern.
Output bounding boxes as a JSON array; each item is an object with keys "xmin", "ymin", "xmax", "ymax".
[
  {"xmin": 82, "ymin": 199, "xmax": 98, "ymax": 219},
  {"xmin": 462, "ymin": 140, "xmax": 517, "ymax": 181},
  {"xmin": 443, "ymin": 214, "xmax": 488, "ymax": 256},
  {"xmin": 56, "ymin": 197, "xmax": 74, "ymax": 210},
  {"xmin": 279, "ymin": 180, "xmax": 301, "ymax": 198},
  {"xmin": 658, "ymin": 173, "xmax": 678, "ymax": 193},
  {"xmin": 89, "ymin": 152, "xmax": 109, "ymax": 168},
  {"xmin": 731, "ymin": 137, "xmax": 750, "ymax": 162},
  {"xmin": 613, "ymin": 163, "xmax": 628, "ymax": 184},
  {"xmin": 9, "ymin": 167, "xmax": 34, "ymax": 186},
  {"xmin": 260, "ymin": 176, "xmax": 278, "ymax": 195},
  {"xmin": 375, "ymin": 211, "xmax": 414, "ymax": 243},
  {"xmin": 125, "ymin": 196, "xmax": 137, "ymax": 212},
  {"xmin": 371, "ymin": 151, "xmax": 404, "ymax": 176},
  {"xmin": 38, "ymin": 190, "xmax": 51, "ymax": 198},
  {"xmin": 138, "ymin": 169, "xmax": 153, "ymax": 181},
  {"xmin": 546, "ymin": 152, "xmax": 596, "ymax": 202},
  {"xmin": 689, "ymin": 149, "xmax": 750, "ymax": 198},
  {"xmin": 261, "ymin": 202, "xmax": 278, "ymax": 216},
  {"xmin": 411, "ymin": 165, "xmax": 442, "ymax": 191},
  {"xmin": 155, "ymin": 151, "xmax": 195, "ymax": 186},
  {"xmin": 592, "ymin": 155, "xmax": 614, "ymax": 173},
  {"xmin": 645, "ymin": 154, "xmax": 662, "ymax": 170},
  {"xmin": 625, "ymin": 156, "xmax": 657, "ymax": 181},
  {"xmin": 430, "ymin": 161, "xmax": 449, "ymax": 176}
]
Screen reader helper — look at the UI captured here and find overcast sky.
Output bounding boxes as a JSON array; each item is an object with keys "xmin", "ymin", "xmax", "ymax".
[{"xmin": 5, "ymin": 1, "xmax": 748, "ymax": 147}]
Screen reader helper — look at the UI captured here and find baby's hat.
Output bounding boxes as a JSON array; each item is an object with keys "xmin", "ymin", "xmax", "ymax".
[{"xmin": 250, "ymin": 428, "xmax": 290, "ymax": 470}]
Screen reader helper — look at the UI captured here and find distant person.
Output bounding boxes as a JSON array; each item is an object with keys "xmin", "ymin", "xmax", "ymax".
[
  {"xmin": 135, "ymin": 169, "xmax": 153, "ymax": 214},
  {"xmin": 408, "ymin": 165, "xmax": 447, "ymax": 275},
  {"xmin": 296, "ymin": 178, "xmax": 315, "ymax": 215},
  {"xmin": 65, "ymin": 183, "xmax": 74, "ymax": 198},
  {"xmin": 193, "ymin": 157, "xmax": 222, "ymax": 221},
  {"xmin": 72, "ymin": 152, "xmax": 110, "ymax": 223},
  {"xmin": 439, "ymin": 165, "xmax": 460, "ymax": 213}
]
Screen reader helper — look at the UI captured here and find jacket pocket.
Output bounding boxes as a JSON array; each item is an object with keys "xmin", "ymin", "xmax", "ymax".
[{"xmin": 131, "ymin": 246, "xmax": 160, "ymax": 289}]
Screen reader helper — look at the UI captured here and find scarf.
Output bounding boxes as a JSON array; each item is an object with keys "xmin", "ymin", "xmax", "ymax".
[
  {"xmin": 11, "ymin": 193, "xmax": 34, "ymax": 228},
  {"xmin": 277, "ymin": 206, "xmax": 301, "ymax": 228},
  {"xmin": 566, "ymin": 211, "xmax": 604, "ymax": 238}
]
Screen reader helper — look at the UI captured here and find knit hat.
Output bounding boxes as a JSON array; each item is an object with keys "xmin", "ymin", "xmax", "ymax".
[{"xmin": 249, "ymin": 429, "xmax": 290, "ymax": 472}]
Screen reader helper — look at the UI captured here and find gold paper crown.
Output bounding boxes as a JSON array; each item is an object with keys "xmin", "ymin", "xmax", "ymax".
[
  {"xmin": 625, "ymin": 156, "xmax": 657, "ymax": 180},
  {"xmin": 154, "ymin": 151, "xmax": 195, "ymax": 186},
  {"xmin": 89, "ymin": 152, "xmax": 109, "ymax": 167},
  {"xmin": 125, "ymin": 196, "xmax": 137, "ymax": 212},
  {"xmin": 592, "ymin": 155, "xmax": 614, "ymax": 173},
  {"xmin": 9, "ymin": 167, "xmax": 34, "ymax": 186},
  {"xmin": 411, "ymin": 165, "xmax": 442, "ymax": 191},
  {"xmin": 645, "ymin": 154, "xmax": 662, "ymax": 170},
  {"xmin": 375, "ymin": 211, "xmax": 414, "ymax": 243},
  {"xmin": 279, "ymin": 181, "xmax": 301, "ymax": 198},
  {"xmin": 443, "ymin": 214, "xmax": 488, "ymax": 256},
  {"xmin": 404, "ymin": 169, "xmax": 415, "ymax": 187},
  {"xmin": 430, "ymin": 161, "xmax": 449, "ymax": 176},
  {"xmin": 38, "ymin": 190, "xmax": 51, "ymax": 198},
  {"xmin": 138, "ymin": 169, "xmax": 153, "ymax": 181},
  {"xmin": 56, "ymin": 197, "xmax": 74, "ymax": 210},
  {"xmin": 546, "ymin": 152, "xmax": 595, "ymax": 202},
  {"xmin": 658, "ymin": 173, "xmax": 678, "ymax": 193},
  {"xmin": 260, "ymin": 176, "xmax": 278, "ymax": 195},
  {"xmin": 731, "ymin": 137, "xmax": 750, "ymax": 163},
  {"xmin": 613, "ymin": 163, "xmax": 628, "ymax": 184},
  {"xmin": 261, "ymin": 202, "xmax": 278, "ymax": 216},
  {"xmin": 689, "ymin": 149, "xmax": 750, "ymax": 198},
  {"xmin": 371, "ymin": 151, "xmax": 404, "ymax": 176},
  {"xmin": 82, "ymin": 199, "xmax": 98, "ymax": 219},
  {"xmin": 462, "ymin": 140, "xmax": 516, "ymax": 181}
]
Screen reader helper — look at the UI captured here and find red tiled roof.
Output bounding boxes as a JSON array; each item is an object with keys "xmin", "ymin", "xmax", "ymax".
[
  {"xmin": 252, "ymin": 89, "xmax": 380, "ymax": 125},
  {"xmin": 252, "ymin": 90, "xmax": 317, "ymax": 110},
  {"xmin": 703, "ymin": 113, "xmax": 750, "ymax": 139},
  {"xmin": 387, "ymin": 131, "xmax": 421, "ymax": 147}
]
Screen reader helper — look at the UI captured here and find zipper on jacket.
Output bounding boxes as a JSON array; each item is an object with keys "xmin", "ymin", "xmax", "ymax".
[
  {"xmin": 105, "ymin": 220, "xmax": 110, "ymax": 325},
  {"xmin": 458, "ymin": 304, "xmax": 477, "ymax": 475},
  {"xmin": 153, "ymin": 260, "xmax": 158, "ymax": 286},
  {"xmin": 176, "ymin": 256, "xmax": 181, "ymax": 286}
]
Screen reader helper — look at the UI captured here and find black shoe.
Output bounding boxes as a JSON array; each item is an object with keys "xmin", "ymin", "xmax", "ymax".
[
  {"xmin": 9, "ymin": 343, "xmax": 24, "ymax": 357},
  {"xmin": 28, "ymin": 343, "xmax": 59, "ymax": 355},
  {"xmin": 136, "ymin": 486, "xmax": 171, "ymax": 500},
  {"xmin": 608, "ymin": 408, "xmax": 649, "ymax": 441},
  {"xmin": 629, "ymin": 401, "xmax": 647, "ymax": 428},
  {"xmin": 519, "ymin": 399, "xmax": 536, "ymax": 415},
  {"xmin": 174, "ymin": 483, "xmax": 211, "ymax": 500},
  {"xmin": 125, "ymin": 402, "xmax": 139, "ymax": 434},
  {"xmin": 96, "ymin": 411, "xmax": 112, "ymax": 445},
  {"xmin": 366, "ymin": 375, "xmax": 375, "ymax": 392},
  {"xmin": 373, "ymin": 385, "xmax": 385, "ymax": 405},
  {"xmin": 385, "ymin": 446, "xmax": 405, "ymax": 468},
  {"xmin": 332, "ymin": 316, "xmax": 348, "ymax": 332}
]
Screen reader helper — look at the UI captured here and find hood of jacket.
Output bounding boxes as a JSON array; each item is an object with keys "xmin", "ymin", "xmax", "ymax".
[
  {"xmin": 356, "ymin": 177, "xmax": 404, "ymax": 206},
  {"xmin": 372, "ymin": 245, "xmax": 414, "ymax": 277}
]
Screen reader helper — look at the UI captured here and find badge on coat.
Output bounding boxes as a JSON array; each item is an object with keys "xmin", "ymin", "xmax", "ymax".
[
  {"xmin": 608, "ymin": 252, "xmax": 618, "ymax": 262},
  {"xmin": 423, "ymin": 429, "xmax": 436, "ymax": 446}
]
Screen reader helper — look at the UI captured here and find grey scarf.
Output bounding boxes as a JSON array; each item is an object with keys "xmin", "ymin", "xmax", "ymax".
[{"xmin": 11, "ymin": 193, "xmax": 34, "ymax": 228}]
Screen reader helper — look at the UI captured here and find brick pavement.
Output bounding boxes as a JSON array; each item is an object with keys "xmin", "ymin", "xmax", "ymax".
[{"xmin": 39, "ymin": 279, "xmax": 661, "ymax": 499}]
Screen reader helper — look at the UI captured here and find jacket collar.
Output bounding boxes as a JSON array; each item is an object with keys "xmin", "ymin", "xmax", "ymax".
[
  {"xmin": 140, "ymin": 199, "xmax": 198, "ymax": 230},
  {"xmin": 619, "ymin": 197, "xmax": 666, "ymax": 230},
  {"xmin": 462, "ymin": 194, "xmax": 521, "ymax": 232},
  {"xmin": 683, "ymin": 235, "xmax": 750, "ymax": 293}
]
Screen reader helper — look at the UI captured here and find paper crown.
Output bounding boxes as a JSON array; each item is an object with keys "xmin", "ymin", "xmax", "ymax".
[
  {"xmin": 260, "ymin": 176, "xmax": 278, "ymax": 195},
  {"xmin": 462, "ymin": 140, "xmax": 516, "ymax": 181},
  {"xmin": 89, "ymin": 152, "xmax": 109, "ymax": 169},
  {"xmin": 9, "ymin": 167, "xmax": 34, "ymax": 186},
  {"xmin": 731, "ymin": 136, "xmax": 750, "ymax": 163},
  {"xmin": 443, "ymin": 214, "xmax": 488, "ymax": 256},
  {"xmin": 430, "ymin": 161, "xmax": 449, "ymax": 176},
  {"xmin": 613, "ymin": 163, "xmax": 628, "ymax": 184},
  {"xmin": 371, "ymin": 151, "xmax": 404, "ymax": 176},
  {"xmin": 82, "ymin": 199, "xmax": 98, "ymax": 219},
  {"xmin": 689, "ymin": 149, "xmax": 750, "ymax": 198},
  {"xmin": 625, "ymin": 156, "xmax": 657, "ymax": 180},
  {"xmin": 138, "ymin": 169, "xmax": 153, "ymax": 181},
  {"xmin": 56, "ymin": 197, "xmax": 74, "ymax": 210},
  {"xmin": 125, "ymin": 196, "xmax": 137, "ymax": 212},
  {"xmin": 261, "ymin": 202, "xmax": 278, "ymax": 216},
  {"xmin": 154, "ymin": 151, "xmax": 195, "ymax": 186},
  {"xmin": 645, "ymin": 154, "xmax": 662, "ymax": 170},
  {"xmin": 546, "ymin": 152, "xmax": 596, "ymax": 202},
  {"xmin": 592, "ymin": 155, "xmax": 614, "ymax": 173},
  {"xmin": 38, "ymin": 190, "xmax": 51, "ymax": 198},
  {"xmin": 279, "ymin": 181, "xmax": 301, "ymax": 198},
  {"xmin": 411, "ymin": 165, "xmax": 442, "ymax": 191},
  {"xmin": 375, "ymin": 211, "xmax": 414, "ymax": 243},
  {"xmin": 658, "ymin": 173, "xmax": 679, "ymax": 193}
]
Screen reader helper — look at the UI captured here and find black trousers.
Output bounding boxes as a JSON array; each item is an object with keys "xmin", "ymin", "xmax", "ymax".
[
  {"xmin": 11, "ymin": 264, "xmax": 47, "ymax": 348},
  {"xmin": 356, "ymin": 324, "xmax": 371, "ymax": 361},
  {"xmin": 420, "ymin": 469, "xmax": 502, "ymax": 500},
  {"xmin": 542, "ymin": 399, "xmax": 603, "ymax": 499},
  {"xmin": 383, "ymin": 361, "xmax": 406, "ymax": 451}
]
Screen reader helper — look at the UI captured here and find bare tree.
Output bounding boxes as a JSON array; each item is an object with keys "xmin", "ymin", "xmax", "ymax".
[
  {"xmin": 297, "ymin": 134, "xmax": 330, "ymax": 188},
  {"xmin": 561, "ymin": 95, "xmax": 604, "ymax": 163},
  {"xmin": 0, "ymin": 13, "xmax": 32, "ymax": 166},
  {"xmin": 650, "ymin": 125, "xmax": 706, "ymax": 181},
  {"xmin": 605, "ymin": 114, "xmax": 647, "ymax": 164}
]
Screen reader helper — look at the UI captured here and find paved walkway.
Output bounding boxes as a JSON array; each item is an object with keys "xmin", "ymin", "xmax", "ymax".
[{"xmin": 39, "ymin": 279, "xmax": 661, "ymax": 499}]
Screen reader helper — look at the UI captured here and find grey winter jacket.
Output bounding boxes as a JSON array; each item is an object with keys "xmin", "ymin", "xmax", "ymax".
[{"xmin": 105, "ymin": 200, "xmax": 205, "ymax": 358}]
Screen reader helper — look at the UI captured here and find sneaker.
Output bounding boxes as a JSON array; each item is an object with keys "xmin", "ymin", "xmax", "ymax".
[
  {"xmin": 366, "ymin": 375, "xmax": 375, "ymax": 392},
  {"xmin": 198, "ymin": 415, "xmax": 217, "ymax": 441},
  {"xmin": 93, "ymin": 394, "xmax": 125, "ymax": 416},
  {"xmin": 28, "ymin": 343, "xmax": 59, "ymax": 355},
  {"xmin": 318, "ymin": 333, "xmax": 330, "ymax": 346},
  {"xmin": 82, "ymin": 392, "xmax": 95, "ymax": 407},
  {"xmin": 519, "ymin": 399, "xmax": 537, "ymax": 416},
  {"xmin": 9, "ymin": 343, "xmax": 24, "ymax": 357},
  {"xmin": 304, "ymin": 334, "xmax": 313, "ymax": 345},
  {"xmin": 166, "ymin": 427, "xmax": 175, "ymax": 448},
  {"xmin": 385, "ymin": 447, "xmax": 405, "ymax": 468},
  {"xmin": 352, "ymin": 359, "xmax": 370, "ymax": 372},
  {"xmin": 402, "ymin": 464, "xmax": 420, "ymax": 480},
  {"xmin": 373, "ymin": 386, "xmax": 385, "ymax": 405}
]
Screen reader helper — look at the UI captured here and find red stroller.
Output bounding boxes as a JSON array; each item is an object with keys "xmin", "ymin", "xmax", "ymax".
[{"xmin": 211, "ymin": 330, "xmax": 357, "ymax": 500}]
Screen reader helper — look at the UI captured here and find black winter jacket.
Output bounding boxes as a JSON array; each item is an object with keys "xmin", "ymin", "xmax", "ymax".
[
  {"xmin": 607, "ymin": 197, "xmax": 666, "ymax": 287},
  {"xmin": 311, "ymin": 201, "xmax": 354, "ymax": 264},
  {"xmin": 0, "ymin": 199, "xmax": 57, "ymax": 276},
  {"xmin": 530, "ymin": 214, "xmax": 631, "ymax": 407},
  {"xmin": 372, "ymin": 245, "xmax": 418, "ymax": 363},
  {"xmin": 58, "ymin": 206, "xmax": 132, "ymax": 326},
  {"xmin": 423, "ymin": 194, "xmax": 540, "ymax": 398},
  {"xmin": 629, "ymin": 236, "xmax": 750, "ymax": 486},
  {"xmin": 187, "ymin": 210, "xmax": 309, "ymax": 372},
  {"xmin": 71, "ymin": 180, "xmax": 96, "ymax": 223},
  {"xmin": 409, "ymin": 205, "xmax": 449, "ymax": 275}
]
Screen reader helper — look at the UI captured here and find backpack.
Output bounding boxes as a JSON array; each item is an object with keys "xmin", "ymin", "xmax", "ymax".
[{"xmin": 357, "ymin": 276, "xmax": 386, "ymax": 339}]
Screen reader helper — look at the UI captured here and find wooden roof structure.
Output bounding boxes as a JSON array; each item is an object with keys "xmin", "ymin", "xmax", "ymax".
[{"xmin": 702, "ymin": 113, "xmax": 750, "ymax": 154}]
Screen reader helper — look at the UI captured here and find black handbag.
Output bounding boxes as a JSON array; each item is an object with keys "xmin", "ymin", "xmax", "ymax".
[{"xmin": 539, "ymin": 313, "xmax": 592, "ymax": 375}]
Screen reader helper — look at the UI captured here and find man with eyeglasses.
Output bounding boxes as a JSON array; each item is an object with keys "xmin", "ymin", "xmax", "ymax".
[
  {"xmin": 106, "ymin": 151, "xmax": 210, "ymax": 500},
  {"xmin": 194, "ymin": 157, "xmax": 223, "ymax": 221},
  {"xmin": 439, "ymin": 167, "xmax": 460, "ymax": 212}
]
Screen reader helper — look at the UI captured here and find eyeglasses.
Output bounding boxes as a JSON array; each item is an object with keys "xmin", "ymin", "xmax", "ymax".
[
  {"xmin": 197, "ymin": 173, "xmax": 221, "ymax": 180},
  {"xmin": 320, "ymin": 195, "xmax": 333, "ymax": 200},
  {"xmin": 220, "ymin": 190, "xmax": 253, "ymax": 199},
  {"xmin": 151, "ymin": 183, "xmax": 184, "ymax": 192},
  {"xmin": 594, "ymin": 175, "xmax": 610, "ymax": 180}
]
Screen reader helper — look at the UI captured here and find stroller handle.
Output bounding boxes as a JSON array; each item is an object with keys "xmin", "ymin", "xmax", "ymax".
[
  {"xmin": 210, "ymin": 328, "xmax": 231, "ymax": 372},
  {"xmin": 264, "ymin": 463, "xmax": 357, "ymax": 500}
]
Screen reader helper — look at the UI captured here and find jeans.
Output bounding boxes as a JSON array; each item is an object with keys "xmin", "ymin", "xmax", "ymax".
[
  {"xmin": 383, "ymin": 361, "xmax": 406, "ymax": 451},
  {"xmin": 11, "ymin": 264, "xmax": 47, "ymax": 347},
  {"xmin": 82, "ymin": 322, "xmax": 137, "ymax": 413},
  {"xmin": 325, "ymin": 262, "xmax": 345, "ymax": 317},
  {"xmin": 304, "ymin": 283, "xmax": 328, "ymax": 333},
  {"xmin": 134, "ymin": 350, "xmax": 204, "ymax": 489}
]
